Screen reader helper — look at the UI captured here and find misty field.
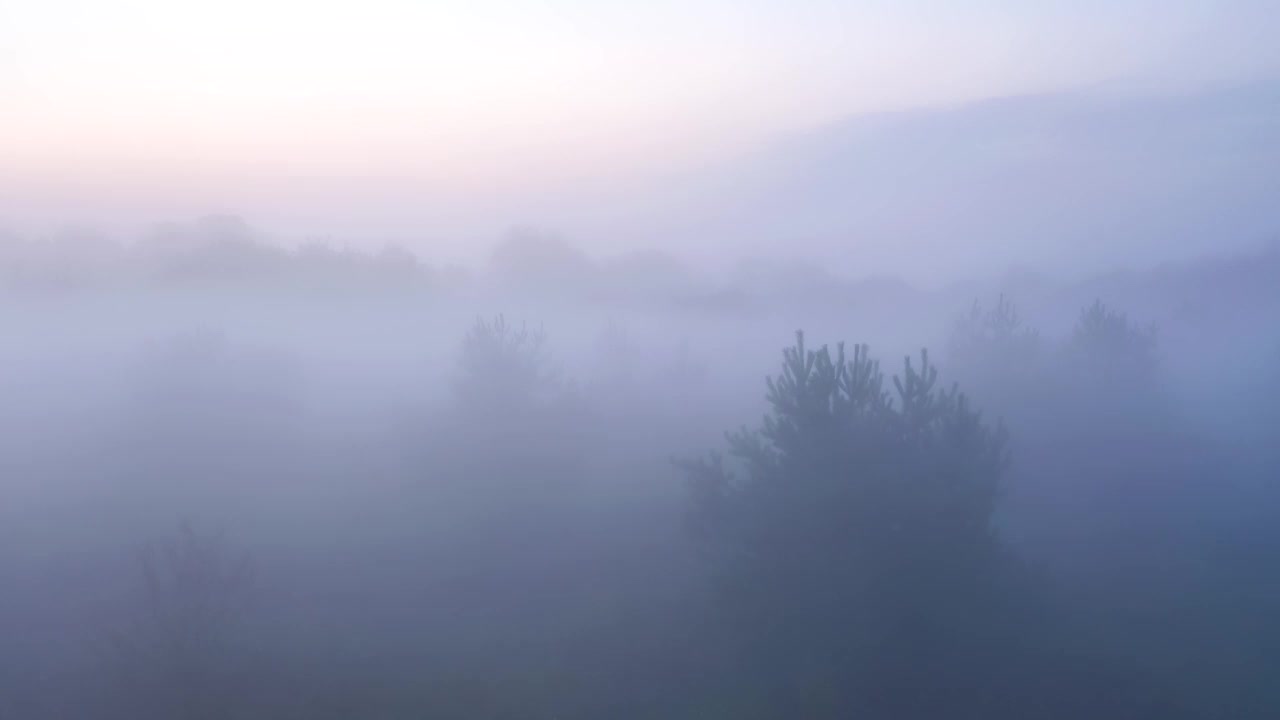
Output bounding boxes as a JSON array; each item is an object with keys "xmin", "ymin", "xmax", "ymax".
[{"xmin": 0, "ymin": 224, "xmax": 1277, "ymax": 718}]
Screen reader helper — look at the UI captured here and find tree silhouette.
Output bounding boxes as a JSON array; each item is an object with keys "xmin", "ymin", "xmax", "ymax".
[
  {"xmin": 950, "ymin": 294, "xmax": 1041, "ymax": 385},
  {"xmin": 683, "ymin": 332, "xmax": 1019, "ymax": 716},
  {"xmin": 1066, "ymin": 299, "xmax": 1159, "ymax": 388},
  {"xmin": 453, "ymin": 314, "xmax": 558, "ymax": 415},
  {"xmin": 104, "ymin": 524, "xmax": 255, "ymax": 720}
]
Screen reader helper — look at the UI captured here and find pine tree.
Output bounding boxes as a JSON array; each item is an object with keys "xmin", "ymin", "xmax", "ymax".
[
  {"xmin": 683, "ymin": 331, "xmax": 1013, "ymax": 715},
  {"xmin": 453, "ymin": 314, "xmax": 557, "ymax": 414},
  {"xmin": 1066, "ymin": 299, "xmax": 1159, "ymax": 389}
]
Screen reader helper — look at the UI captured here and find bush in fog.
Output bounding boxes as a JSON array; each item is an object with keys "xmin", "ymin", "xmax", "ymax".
[
  {"xmin": 434, "ymin": 314, "xmax": 595, "ymax": 507},
  {"xmin": 453, "ymin": 314, "xmax": 560, "ymax": 415},
  {"xmin": 684, "ymin": 332, "xmax": 1019, "ymax": 714},
  {"xmin": 950, "ymin": 295, "xmax": 1041, "ymax": 379},
  {"xmin": 1066, "ymin": 299, "xmax": 1159, "ymax": 389},
  {"xmin": 443, "ymin": 314, "xmax": 593, "ymax": 488},
  {"xmin": 946, "ymin": 296, "xmax": 1229, "ymax": 712},
  {"xmin": 103, "ymin": 524, "xmax": 254, "ymax": 719}
]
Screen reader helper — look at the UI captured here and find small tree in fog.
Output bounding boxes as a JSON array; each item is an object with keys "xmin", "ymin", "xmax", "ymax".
[
  {"xmin": 1041, "ymin": 300, "xmax": 1192, "ymax": 576},
  {"xmin": 945, "ymin": 294, "xmax": 1046, "ymax": 458},
  {"xmin": 439, "ymin": 314, "xmax": 591, "ymax": 504},
  {"xmin": 1040, "ymin": 299, "xmax": 1171, "ymax": 497},
  {"xmin": 105, "ymin": 523, "xmax": 254, "ymax": 720},
  {"xmin": 453, "ymin": 314, "xmax": 559, "ymax": 414},
  {"xmin": 684, "ymin": 332, "xmax": 1010, "ymax": 714},
  {"xmin": 1066, "ymin": 299, "xmax": 1159, "ymax": 388},
  {"xmin": 950, "ymin": 295, "xmax": 1041, "ymax": 377}
]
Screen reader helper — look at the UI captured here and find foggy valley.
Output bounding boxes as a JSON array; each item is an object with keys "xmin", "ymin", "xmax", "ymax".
[
  {"xmin": 0, "ymin": 217, "xmax": 1277, "ymax": 717},
  {"xmin": 4, "ymin": 1, "xmax": 1280, "ymax": 716}
]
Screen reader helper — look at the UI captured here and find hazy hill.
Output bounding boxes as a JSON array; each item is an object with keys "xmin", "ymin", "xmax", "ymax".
[{"xmin": 635, "ymin": 81, "xmax": 1280, "ymax": 284}]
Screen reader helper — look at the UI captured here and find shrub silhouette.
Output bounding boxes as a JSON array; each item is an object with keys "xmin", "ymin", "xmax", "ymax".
[
  {"xmin": 1066, "ymin": 299, "xmax": 1159, "ymax": 389},
  {"xmin": 948, "ymin": 295, "xmax": 1042, "ymax": 405},
  {"xmin": 104, "ymin": 524, "xmax": 255, "ymax": 720},
  {"xmin": 443, "ymin": 315, "xmax": 583, "ymax": 495},
  {"xmin": 951, "ymin": 294, "xmax": 1041, "ymax": 367},
  {"xmin": 453, "ymin": 314, "xmax": 558, "ymax": 415}
]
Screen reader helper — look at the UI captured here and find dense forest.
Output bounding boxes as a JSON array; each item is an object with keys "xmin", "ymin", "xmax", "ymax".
[{"xmin": 1, "ymin": 218, "xmax": 1279, "ymax": 718}]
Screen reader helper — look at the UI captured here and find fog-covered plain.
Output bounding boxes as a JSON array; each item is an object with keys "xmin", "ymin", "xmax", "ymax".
[{"xmin": 0, "ymin": 216, "xmax": 1277, "ymax": 718}]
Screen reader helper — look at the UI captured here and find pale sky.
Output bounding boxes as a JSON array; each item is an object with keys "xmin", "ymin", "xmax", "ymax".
[{"xmin": 1, "ymin": 0, "xmax": 1278, "ymax": 250}]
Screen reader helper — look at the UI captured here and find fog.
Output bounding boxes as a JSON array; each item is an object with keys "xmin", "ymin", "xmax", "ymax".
[
  {"xmin": 8, "ymin": 81, "xmax": 1280, "ymax": 285},
  {"xmin": 5, "ymin": 0, "xmax": 1280, "ymax": 715},
  {"xmin": 0, "ymin": 214, "xmax": 1276, "ymax": 718}
]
